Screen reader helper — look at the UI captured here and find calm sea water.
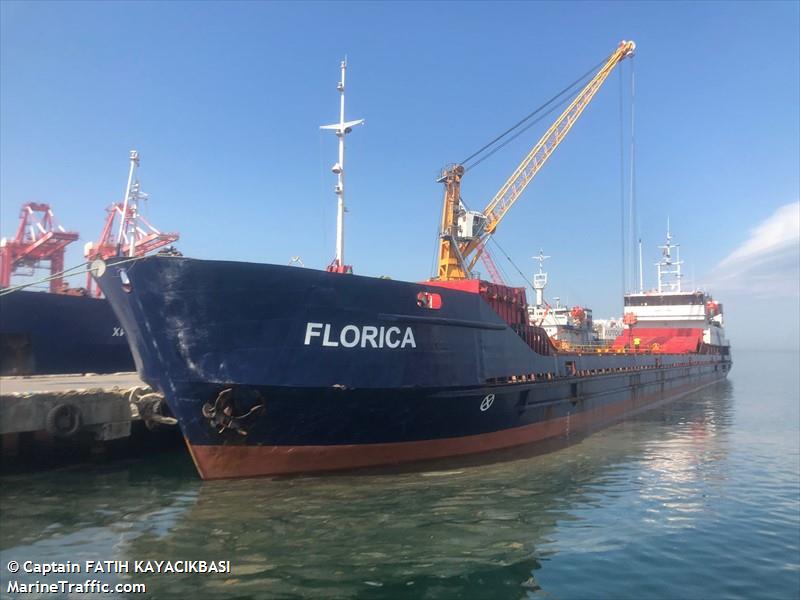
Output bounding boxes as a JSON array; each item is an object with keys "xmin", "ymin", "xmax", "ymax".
[{"xmin": 1, "ymin": 349, "xmax": 798, "ymax": 599}]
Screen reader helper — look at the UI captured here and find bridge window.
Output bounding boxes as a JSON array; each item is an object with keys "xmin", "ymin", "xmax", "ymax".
[{"xmin": 624, "ymin": 292, "xmax": 705, "ymax": 307}]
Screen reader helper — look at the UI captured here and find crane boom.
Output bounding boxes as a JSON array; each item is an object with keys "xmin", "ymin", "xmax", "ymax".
[{"xmin": 436, "ymin": 40, "xmax": 635, "ymax": 281}]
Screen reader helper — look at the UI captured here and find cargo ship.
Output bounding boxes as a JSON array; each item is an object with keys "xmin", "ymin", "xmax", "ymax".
[
  {"xmin": 0, "ymin": 289, "xmax": 134, "ymax": 375},
  {"xmin": 94, "ymin": 43, "xmax": 732, "ymax": 480},
  {"xmin": 0, "ymin": 152, "xmax": 177, "ymax": 375}
]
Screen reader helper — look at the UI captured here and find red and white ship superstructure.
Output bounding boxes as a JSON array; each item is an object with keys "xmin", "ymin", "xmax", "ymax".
[{"xmin": 614, "ymin": 229, "xmax": 729, "ymax": 354}]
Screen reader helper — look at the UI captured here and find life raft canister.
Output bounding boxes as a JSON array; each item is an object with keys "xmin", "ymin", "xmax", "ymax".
[{"xmin": 623, "ymin": 312, "xmax": 638, "ymax": 326}]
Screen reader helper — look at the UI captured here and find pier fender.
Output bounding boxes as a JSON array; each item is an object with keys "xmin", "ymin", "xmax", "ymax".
[
  {"xmin": 45, "ymin": 403, "xmax": 82, "ymax": 438},
  {"xmin": 202, "ymin": 388, "xmax": 265, "ymax": 436}
]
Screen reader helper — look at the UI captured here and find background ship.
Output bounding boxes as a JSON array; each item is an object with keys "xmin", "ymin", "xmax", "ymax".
[
  {"xmin": 0, "ymin": 289, "xmax": 132, "ymax": 376},
  {"xmin": 527, "ymin": 250, "xmax": 598, "ymax": 349},
  {"xmin": 0, "ymin": 152, "xmax": 178, "ymax": 375}
]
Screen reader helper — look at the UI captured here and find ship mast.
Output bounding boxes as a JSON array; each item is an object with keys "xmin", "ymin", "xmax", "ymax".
[
  {"xmin": 532, "ymin": 249, "xmax": 550, "ymax": 307},
  {"xmin": 321, "ymin": 58, "xmax": 364, "ymax": 274},
  {"xmin": 116, "ymin": 150, "xmax": 148, "ymax": 258},
  {"xmin": 656, "ymin": 220, "xmax": 683, "ymax": 293},
  {"xmin": 84, "ymin": 150, "xmax": 179, "ymax": 297}
]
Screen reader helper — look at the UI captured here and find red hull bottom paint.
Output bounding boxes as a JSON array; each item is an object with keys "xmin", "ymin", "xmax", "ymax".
[{"xmin": 187, "ymin": 374, "xmax": 725, "ymax": 480}]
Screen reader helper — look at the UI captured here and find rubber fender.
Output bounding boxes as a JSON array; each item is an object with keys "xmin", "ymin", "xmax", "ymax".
[{"xmin": 45, "ymin": 403, "xmax": 82, "ymax": 438}]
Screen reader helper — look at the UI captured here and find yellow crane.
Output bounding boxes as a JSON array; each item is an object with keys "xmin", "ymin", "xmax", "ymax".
[{"xmin": 436, "ymin": 40, "xmax": 636, "ymax": 281}]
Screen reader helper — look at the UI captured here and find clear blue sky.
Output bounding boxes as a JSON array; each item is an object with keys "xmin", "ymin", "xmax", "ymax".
[{"xmin": 2, "ymin": 1, "xmax": 798, "ymax": 350}]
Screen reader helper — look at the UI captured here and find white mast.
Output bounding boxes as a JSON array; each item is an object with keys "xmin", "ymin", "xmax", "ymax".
[
  {"xmin": 532, "ymin": 249, "xmax": 550, "ymax": 307},
  {"xmin": 116, "ymin": 150, "xmax": 148, "ymax": 258},
  {"xmin": 117, "ymin": 150, "xmax": 138, "ymax": 256},
  {"xmin": 320, "ymin": 58, "xmax": 363, "ymax": 272},
  {"xmin": 656, "ymin": 220, "xmax": 683, "ymax": 293}
]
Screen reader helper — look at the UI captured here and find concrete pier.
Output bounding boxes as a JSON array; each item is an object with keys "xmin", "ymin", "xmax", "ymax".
[{"xmin": 0, "ymin": 373, "xmax": 181, "ymax": 470}]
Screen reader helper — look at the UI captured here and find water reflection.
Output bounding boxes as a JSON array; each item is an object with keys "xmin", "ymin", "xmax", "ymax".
[{"xmin": 0, "ymin": 380, "xmax": 739, "ymax": 599}]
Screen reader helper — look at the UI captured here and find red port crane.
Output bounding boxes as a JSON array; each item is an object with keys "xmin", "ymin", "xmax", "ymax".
[{"xmin": 0, "ymin": 203, "xmax": 79, "ymax": 293}]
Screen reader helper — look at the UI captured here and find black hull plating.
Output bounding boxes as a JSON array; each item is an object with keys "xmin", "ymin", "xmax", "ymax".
[
  {"xmin": 0, "ymin": 290, "xmax": 134, "ymax": 375},
  {"xmin": 173, "ymin": 363, "xmax": 726, "ymax": 447},
  {"xmin": 96, "ymin": 256, "xmax": 732, "ymax": 478}
]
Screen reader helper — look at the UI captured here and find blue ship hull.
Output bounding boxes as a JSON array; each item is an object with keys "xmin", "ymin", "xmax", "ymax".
[
  {"xmin": 96, "ymin": 255, "xmax": 731, "ymax": 479},
  {"xmin": 0, "ymin": 290, "xmax": 134, "ymax": 375}
]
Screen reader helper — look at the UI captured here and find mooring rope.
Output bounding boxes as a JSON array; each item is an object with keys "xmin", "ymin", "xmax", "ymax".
[{"xmin": 0, "ymin": 255, "xmax": 146, "ymax": 297}]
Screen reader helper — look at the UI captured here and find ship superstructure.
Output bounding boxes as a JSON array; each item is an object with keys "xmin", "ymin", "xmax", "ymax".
[
  {"xmin": 526, "ymin": 250, "xmax": 598, "ymax": 348},
  {"xmin": 614, "ymin": 228, "xmax": 729, "ymax": 353},
  {"xmin": 593, "ymin": 318, "xmax": 624, "ymax": 342}
]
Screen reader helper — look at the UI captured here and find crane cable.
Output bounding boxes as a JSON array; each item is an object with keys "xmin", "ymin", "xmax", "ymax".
[
  {"xmin": 458, "ymin": 51, "xmax": 613, "ymax": 285},
  {"xmin": 437, "ymin": 46, "xmax": 626, "ymax": 284},
  {"xmin": 463, "ymin": 92, "xmax": 578, "ymax": 173},
  {"xmin": 488, "ymin": 236, "xmax": 535, "ymax": 294},
  {"xmin": 617, "ymin": 53, "xmax": 638, "ymax": 296},
  {"xmin": 619, "ymin": 61, "xmax": 626, "ymax": 298},
  {"xmin": 0, "ymin": 261, "xmax": 90, "ymax": 296},
  {"xmin": 628, "ymin": 55, "xmax": 637, "ymax": 293},
  {"xmin": 459, "ymin": 53, "xmax": 612, "ymax": 171},
  {"xmin": 466, "ymin": 48, "xmax": 634, "ymax": 301}
]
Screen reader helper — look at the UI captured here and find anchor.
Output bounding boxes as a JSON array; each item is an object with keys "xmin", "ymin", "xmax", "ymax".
[{"xmin": 202, "ymin": 388, "xmax": 265, "ymax": 436}]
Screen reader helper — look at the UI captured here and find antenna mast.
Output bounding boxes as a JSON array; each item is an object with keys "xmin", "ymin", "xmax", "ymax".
[
  {"xmin": 532, "ymin": 249, "xmax": 550, "ymax": 307},
  {"xmin": 656, "ymin": 221, "xmax": 683, "ymax": 293},
  {"xmin": 117, "ymin": 150, "xmax": 141, "ymax": 257},
  {"xmin": 321, "ymin": 58, "xmax": 364, "ymax": 274}
]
